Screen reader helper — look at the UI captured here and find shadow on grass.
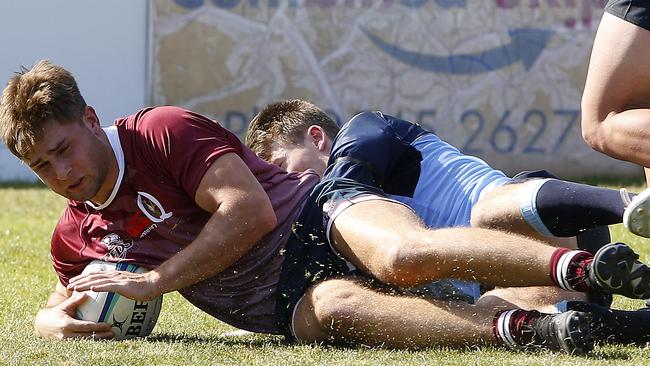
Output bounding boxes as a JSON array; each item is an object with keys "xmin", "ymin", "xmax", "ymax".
[
  {"xmin": 147, "ymin": 332, "xmax": 288, "ymax": 347},
  {"xmin": 143, "ymin": 333, "xmax": 641, "ymax": 361}
]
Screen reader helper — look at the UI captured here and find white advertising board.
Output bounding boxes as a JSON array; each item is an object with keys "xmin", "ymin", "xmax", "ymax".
[{"xmin": 0, "ymin": 0, "xmax": 149, "ymax": 181}]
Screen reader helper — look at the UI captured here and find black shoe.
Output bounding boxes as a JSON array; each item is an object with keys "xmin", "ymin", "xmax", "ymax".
[
  {"xmin": 528, "ymin": 311, "xmax": 593, "ymax": 355},
  {"xmin": 566, "ymin": 301, "xmax": 650, "ymax": 345},
  {"xmin": 589, "ymin": 242, "xmax": 650, "ymax": 299}
]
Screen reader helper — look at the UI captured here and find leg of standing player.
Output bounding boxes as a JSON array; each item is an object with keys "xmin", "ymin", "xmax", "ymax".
[{"xmin": 582, "ymin": 10, "xmax": 650, "ymax": 184}]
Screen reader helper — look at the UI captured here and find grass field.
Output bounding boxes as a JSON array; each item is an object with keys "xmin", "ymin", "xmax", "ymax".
[{"xmin": 2, "ymin": 183, "xmax": 650, "ymax": 365}]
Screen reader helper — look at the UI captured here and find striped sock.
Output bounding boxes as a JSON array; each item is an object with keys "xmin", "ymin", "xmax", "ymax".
[
  {"xmin": 493, "ymin": 309, "xmax": 539, "ymax": 349},
  {"xmin": 549, "ymin": 248, "xmax": 593, "ymax": 292}
]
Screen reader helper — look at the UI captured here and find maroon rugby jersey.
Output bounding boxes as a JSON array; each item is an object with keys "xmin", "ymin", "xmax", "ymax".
[{"xmin": 51, "ymin": 106, "xmax": 319, "ymax": 333}]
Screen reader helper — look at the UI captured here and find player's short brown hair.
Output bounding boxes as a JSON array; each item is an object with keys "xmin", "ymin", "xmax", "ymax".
[
  {"xmin": 245, "ymin": 99, "xmax": 340, "ymax": 161},
  {"xmin": 0, "ymin": 60, "xmax": 87, "ymax": 159}
]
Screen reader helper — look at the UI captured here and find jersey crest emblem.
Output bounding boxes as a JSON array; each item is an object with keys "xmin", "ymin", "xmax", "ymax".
[
  {"xmin": 136, "ymin": 191, "xmax": 173, "ymax": 223},
  {"xmin": 100, "ymin": 233, "xmax": 134, "ymax": 261}
]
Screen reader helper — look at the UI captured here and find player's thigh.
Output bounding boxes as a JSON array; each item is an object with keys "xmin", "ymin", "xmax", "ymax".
[
  {"xmin": 472, "ymin": 180, "xmax": 578, "ymax": 247},
  {"xmin": 330, "ymin": 199, "xmax": 428, "ymax": 273},
  {"xmin": 471, "ymin": 180, "xmax": 537, "ymax": 228},
  {"xmin": 583, "ymin": 12, "xmax": 650, "ymax": 122},
  {"xmin": 293, "ymin": 277, "xmax": 496, "ymax": 346}
]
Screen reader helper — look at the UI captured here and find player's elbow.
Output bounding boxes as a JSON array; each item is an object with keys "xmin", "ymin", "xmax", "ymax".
[
  {"xmin": 248, "ymin": 197, "xmax": 277, "ymax": 236},
  {"xmin": 257, "ymin": 205, "xmax": 277, "ymax": 234}
]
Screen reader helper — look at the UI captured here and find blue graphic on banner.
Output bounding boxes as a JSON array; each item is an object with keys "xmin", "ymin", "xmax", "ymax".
[
  {"xmin": 176, "ymin": 0, "xmax": 204, "ymax": 9},
  {"xmin": 434, "ymin": 0, "xmax": 465, "ymax": 8},
  {"xmin": 362, "ymin": 28, "xmax": 553, "ymax": 74}
]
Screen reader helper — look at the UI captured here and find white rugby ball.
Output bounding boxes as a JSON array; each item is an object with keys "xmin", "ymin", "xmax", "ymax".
[{"xmin": 74, "ymin": 260, "xmax": 163, "ymax": 340}]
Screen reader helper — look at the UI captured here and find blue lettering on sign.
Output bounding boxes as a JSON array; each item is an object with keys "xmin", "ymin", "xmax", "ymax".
[
  {"xmin": 417, "ymin": 109, "xmax": 436, "ymax": 132},
  {"xmin": 491, "ymin": 109, "xmax": 516, "ymax": 153},
  {"xmin": 456, "ymin": 109, "xmax": 580, "ymax": 154},
  {"xmin": 224, "ymin": 111, "xmax": 249, "ymax": 135},
  {"xmin": 362, "ymin": 28, "xmax": 553, "ymax": 74},
  {"xmin": 552, "ymin": 109, "xmax": 580, "ymax": 150},
  {"xmin": 459, "ymin": 110, "xmax": 485, "ymax": 154},
  {"xmin": 222, "ymin": 107, "xmax": 579, "ymax": 155},
  {"xmin": 522, "ymin": 109, "xmax": 546, "ymax": 153}
]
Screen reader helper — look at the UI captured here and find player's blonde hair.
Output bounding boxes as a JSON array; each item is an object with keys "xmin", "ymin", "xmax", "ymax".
[
  {"xmin": 245, "ymin": 99, "xmax": 340, "ymax": 161},
  {"xmin": 0, "ymin": 60, "xmax": 86, "ymax": 159}
]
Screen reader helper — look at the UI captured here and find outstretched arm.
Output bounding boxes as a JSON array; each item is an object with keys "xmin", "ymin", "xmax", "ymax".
[{"xmin": 67, "ymin": 152, "xmax": 277, "ymax": 300}]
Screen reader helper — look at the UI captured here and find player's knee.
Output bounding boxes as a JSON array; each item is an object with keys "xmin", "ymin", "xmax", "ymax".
[
  {"xmin": 580, "ymin": 112, "xmax": 607, "ymax": 152},
  {"xmin": 379, "ymin": 239, "xmax": 440, "ymax": 287},
  {"xmin": 309, "ymin": 280, "xmax": 364, "ymax": 336}
]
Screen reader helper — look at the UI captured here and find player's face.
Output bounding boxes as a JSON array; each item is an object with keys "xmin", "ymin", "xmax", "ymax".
[
  {"xmin": 24, "ymin": 108, "xmax": 116, "ymax": 203},
  {"xmin": 269, "ymin": 139, "xmax": 327, "ymax": 176}
]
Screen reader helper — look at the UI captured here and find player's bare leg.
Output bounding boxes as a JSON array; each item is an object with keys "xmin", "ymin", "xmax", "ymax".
[
  {"xmin": 470, "ymin": 180, "xmax": 577, "ymax": 248},
  {"xmin": 330, "ymin": 199, "xmax": 650, "ymax": 299},
  {"xmin": 332, "ymin": 200, "xmax": 558, "ymax": 288},
  {"xmin": 476, "ymin": 287, "xmax": 585, "ymax": 313},
  {"xmin": 471, "ymin": 178, "xmax": 650, "ymax": 249},
  {"xmin": 293, "ymin": 277, "xmax": 493, "ymax": 348},
  {"xmin": 292, "ymin": 277, "xmax": 593, "ymax": 353},
  {"xmin": 581, "ymin": 11, "xmax": 650, "ymax": 233},
  {"xmin": 581, "ymin": 12, "xmax": 650, "ymax": 175}
]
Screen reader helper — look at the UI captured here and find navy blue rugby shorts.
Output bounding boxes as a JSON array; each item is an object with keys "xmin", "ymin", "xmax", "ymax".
[
  {"xmin": 274, "ymin": 177, "xmax": 407, "ymax": 340},
  {"xmin": 606, "ymin": 0, "xmax": 650, "ymax": 31}
]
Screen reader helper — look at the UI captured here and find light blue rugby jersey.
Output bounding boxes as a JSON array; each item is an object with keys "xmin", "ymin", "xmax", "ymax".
[
  {"xmin": 326, "ymin": 112, "xmax": 511, "ymax": 303},
  {"xmin": 389, "ymin": 133, "xmax": 511, "ymax": 228},
  {"xmin": 326, "ymin": 111, "xmax": 511, "ymax": 229}
]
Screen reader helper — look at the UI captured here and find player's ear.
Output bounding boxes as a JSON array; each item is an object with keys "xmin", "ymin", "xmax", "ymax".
[
  {"xmin": 82, "ymin": 106, "xmax": 101, "ymax": 131},
  {"xmin": 307, "ymin": 125, "xmax": 327, "ymax": 151}
]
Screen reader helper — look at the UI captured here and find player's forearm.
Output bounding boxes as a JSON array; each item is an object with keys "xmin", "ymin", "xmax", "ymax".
[{"xmin": 151, "ymin": 198, "xmax": 277, "ymax": 295}]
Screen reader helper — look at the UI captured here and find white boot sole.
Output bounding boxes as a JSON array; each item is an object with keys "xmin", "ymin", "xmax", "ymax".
[{"xmin": 623, "ymin": 187, "xmax": 650, "ymax": 238}]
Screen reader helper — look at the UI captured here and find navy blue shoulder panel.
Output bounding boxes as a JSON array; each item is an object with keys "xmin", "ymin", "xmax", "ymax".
[{"xmin": 324, "ymin": 111, "xmax": 427, "ymax": 197}]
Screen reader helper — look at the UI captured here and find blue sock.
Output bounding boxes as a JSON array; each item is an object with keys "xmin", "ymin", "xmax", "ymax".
[{"xmin": 535, "ymin": 179, "xmax": 628, "ymax": 237}]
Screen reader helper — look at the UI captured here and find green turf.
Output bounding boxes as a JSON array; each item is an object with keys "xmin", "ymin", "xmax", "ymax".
[{"xmin": 2, "ymin": 185, "xmax": 650, "ymax": 365}]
